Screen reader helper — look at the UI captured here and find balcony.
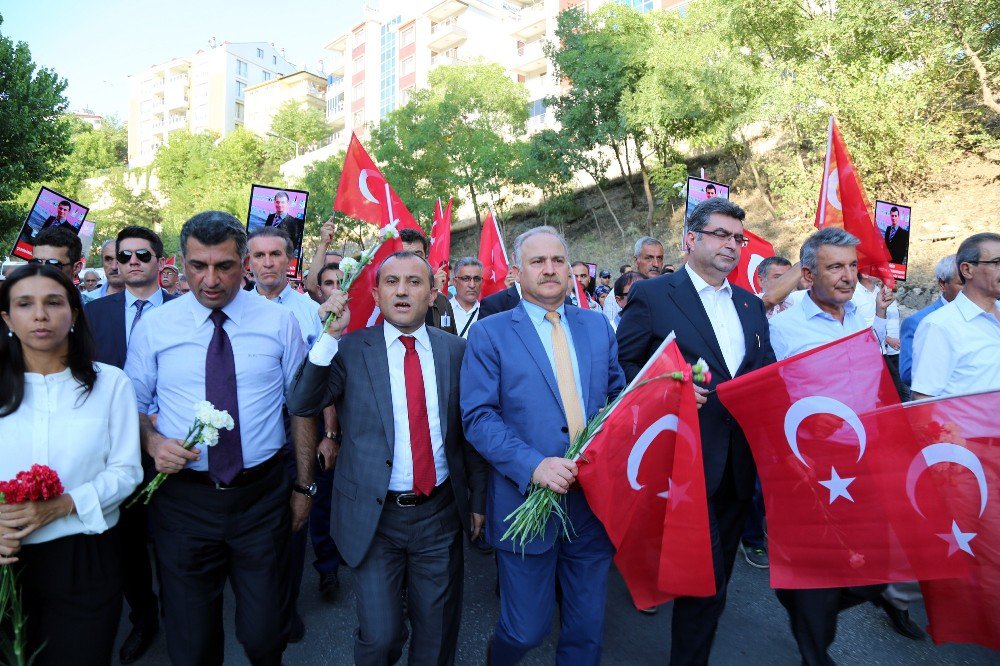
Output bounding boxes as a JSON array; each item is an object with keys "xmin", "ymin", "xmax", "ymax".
[
  {"xmin": 327, "ymin": 96, "xmax": 346, "ymax": 128},
  {"xmin": 430, "ymin": 49, "xmax": 466, "ymax": 68},
  {"xmin": 428, "ymin": 17, "xmax": 467, "ymax": 51},
  {"xmin": 512, "ymin": 39, "xmax": 547, "ymax": 75},
  {"xmin": 426, "ymin": 0, "xmax": 467, "ymax": 22},
  {"xmin": 511, "ymin": 3, "xmax": 546, "ymax": 41},
  {"xmin": 327, "ymin": 53, "xmax": 345, "ymax": 76},
  {"xmin": 168, "ymin": 114, "xmax": 187, "ymax": 128}
]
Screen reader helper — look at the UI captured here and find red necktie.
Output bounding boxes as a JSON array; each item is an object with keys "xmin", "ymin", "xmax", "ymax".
[{"xmin": 400, "ymin": 336, "xmax": 436, "ymax": 495}]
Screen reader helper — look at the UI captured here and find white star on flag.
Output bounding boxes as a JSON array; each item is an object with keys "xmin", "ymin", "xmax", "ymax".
[
  {"xmin": 936, "ymin": 520, "xmax": 977, "ymax": 557},
  {"xmin": 818, "ymin": 466, "xmax": 855, "ymax": 504},
  {"xmin": 667, "ymin": 477, "xmax": 691, "ymax": 510}
]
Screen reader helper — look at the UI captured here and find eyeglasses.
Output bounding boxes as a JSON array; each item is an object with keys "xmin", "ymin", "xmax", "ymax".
[
  {"xmin": 455, "ymin": 276, "xmax": 483, "ymax": 284},
  {"xmin": 699, "ymin": 228, "xmax": 750, "ymax": 247},
  {"xmin": 966, "ymin": 258, "xmax": 1000, "ymax": 268},
  {"xmin": 117, "ymin": 249, "xmax": 155, "ymax": 264},
  {"xmin": 28, "ymin": 258, "xmax": 71, "ymax": 268}
]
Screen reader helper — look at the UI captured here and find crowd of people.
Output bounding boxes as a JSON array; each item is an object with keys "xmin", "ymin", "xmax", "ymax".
[{"xmin": 0, "ymin": 200, "xmax": 997, "ymax": 666}]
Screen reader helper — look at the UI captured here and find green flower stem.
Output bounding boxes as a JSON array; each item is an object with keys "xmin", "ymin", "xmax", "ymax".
[{"xmin": 126, "ymin": 423, "xmax": 203, "ymax": 508}]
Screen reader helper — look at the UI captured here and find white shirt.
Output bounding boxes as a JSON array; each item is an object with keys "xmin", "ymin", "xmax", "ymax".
[
  {"xmin": 910, "ymin": 291, "xmax": 1000, "ymax": 397},
  {"xmin": 769, "ymin": 292, "xmax": 887, "ymax": 361},
  {"xmin": 308, "ymin": 324, "xmax": 450, "ymax": 492},
  {"xmin": 685, "ymin": 264, "xmax": 745, "ymax": 377},
  {"xmin": 883, "ymin": 302, "xmax": 900, "ymax": 356},
  {"xmin": 124, "ymin": 288, "xmax": 164, "ymax": 345},
  {"xmin": 449, "ymin": 296, "xmax": 479, "ymax": 339},
  {"xmin": 125, "ymin": 290, "xmax": 307, "ymax": 472},
  {"xmin": 253, "ymin": 283, "xmax": 322, "ymax": 347},
  {"xmin": 852, "ymin": 281, "xmax": 879, "ymax": 328},
  {"xmin": 0, "ymin": 364, "xmax": 142, "ymax": 545}
]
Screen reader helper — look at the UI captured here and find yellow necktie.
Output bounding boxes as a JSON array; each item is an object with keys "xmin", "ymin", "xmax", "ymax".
[{"xmin": 545, "ymin": 311, "xmax": 585, "ymax": 439}]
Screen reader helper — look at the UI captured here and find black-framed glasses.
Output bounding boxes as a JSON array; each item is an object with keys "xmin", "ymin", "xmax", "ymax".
[
  {"xmin": 699, "ymin": 228, "xmax": 750, "ymax": 247},
  {"xmin": 966, "ymin": 258, "xmax": 1000, "ymax": 268},
  {"xmin": 28, "ymin": 258, "xmax": 71, "ymax": 268},
  {"xmin": 455, "ymin": 276, "xmax": 483, "ymax": 284},
  {"xmin": 117, "ymin": 249, "xmax": 155, "ymax": 264}
]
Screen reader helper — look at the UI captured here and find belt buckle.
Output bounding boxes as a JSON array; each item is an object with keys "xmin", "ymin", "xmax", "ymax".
[
  {"xmin": 394, "ymin": 492, "xmax": 418, "ymax": 507},
  {"xmin": 214, "ymin": 481, "xmax": 238, "ymax": 491}
]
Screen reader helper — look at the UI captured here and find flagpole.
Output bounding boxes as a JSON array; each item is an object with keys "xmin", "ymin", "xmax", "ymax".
[{"xmin": 817, "ymin": 115, "xmax": 834, "ymax": 228}]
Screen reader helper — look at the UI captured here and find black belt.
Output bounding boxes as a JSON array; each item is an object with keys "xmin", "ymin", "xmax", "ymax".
[
  {"xmin": 176, "ymin": 452, "xmax": 282, "ymax": 490},
  {"xmin": 386, "ymin": 482, "xmax": 449, "ymax": 507}
]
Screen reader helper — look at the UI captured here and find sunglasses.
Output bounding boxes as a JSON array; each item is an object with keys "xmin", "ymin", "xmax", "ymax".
[
  {"xmin": 29, "ymin": 258, "xmax": 71, "ymax": 268},
  {"xmin": 117, "ymin": 249, "xmax": 155, "ymax": 264}
]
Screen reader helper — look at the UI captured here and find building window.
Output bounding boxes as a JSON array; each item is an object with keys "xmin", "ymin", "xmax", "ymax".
[
  {"xmin": 401, "ymin": 56, "xmax": 415, "ymax": 76},
  {"xmin": 236, "ymin": 81, "xmax": 246, "ymax": 98},
  {"xmin": 237, "ymin": 59, "xmax": 248, "ymax": 77},
  {"xmin": 401, "ymin": 25, "xmax": 415, "ymax": 46},
  {"xmin": 353, "ymin": 82, "xmax": 364, "ymax": 102},
  {"xmin": 353, "ymin": 26, "xmax": 365, "ymax": 47},
  {"xmin": 353, "ymin": 54, "xmax": 365, "ymax": 72},
  {"xmin": 379, "ymin": 17, "xmax": 400, "ymax": 119},
  {"xmin": 257, "ymin": 47, "xmax": 264, "ymax": 58},
  {"xmin": 235, "ymin": 101, "xmax": 244, "ymax": 121},
  {"xmin": 619, "ymin": 0, "xmax": 654, "ymax": 13},
  {"xmin": 263, "ymin": 71, "xmax": 272, "ymax": 82},
  {"xmin": 528, "ymin": 98, "xmax": 546, "ymax": 118}
]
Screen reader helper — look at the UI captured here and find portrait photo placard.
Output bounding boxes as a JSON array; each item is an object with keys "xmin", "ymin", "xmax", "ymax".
[
  {"xmin": 685, "ymin": 177, "xmax": 730, "ymax": 221},
  {"xmin": 247, "ymin": 184, "xmax": 309, "ymax": 277},
  {"xmin": 874, "ymin": 200, "xmax": 911, "ymax": 282},
  {"xmin": 11, "ymin": 187, "xmax": 91, "ymax": 261}
]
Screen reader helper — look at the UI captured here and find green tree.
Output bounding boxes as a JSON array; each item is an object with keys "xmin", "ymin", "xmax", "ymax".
[
  {"xmin": 51, "ymin": 117, "xmax": 128, "ymax": 200},
  {"xmin": 270, "ymin": 101, "xmax": 333, "ymax": 151}
]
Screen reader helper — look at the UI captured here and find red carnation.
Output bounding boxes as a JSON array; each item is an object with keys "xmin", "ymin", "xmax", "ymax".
[{"xmin": 0, "ymin": 464, "xmax": 63, "ymax": 505}]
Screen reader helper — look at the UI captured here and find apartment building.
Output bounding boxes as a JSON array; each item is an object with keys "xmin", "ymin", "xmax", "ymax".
[
  {"xmin": 127, "ymin": 41, "xmax": 297, "ymax": 167},
  {"xmin": 244, "ymin": 70, "xmax": 328, "ymax": 141}
]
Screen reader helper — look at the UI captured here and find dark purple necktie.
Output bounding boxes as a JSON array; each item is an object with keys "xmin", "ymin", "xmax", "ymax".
[{"xmin": 206, "ymin": 309, "xmax": 243, "ymax": 484}]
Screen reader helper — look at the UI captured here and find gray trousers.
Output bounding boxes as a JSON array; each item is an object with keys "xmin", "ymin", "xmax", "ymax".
[{"xmin": 351, "ymin": 484, "xmax": 464, "ymax": 666}]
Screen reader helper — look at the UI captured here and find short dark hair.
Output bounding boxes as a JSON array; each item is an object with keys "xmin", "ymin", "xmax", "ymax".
[
  {"xmin": 956, "ymin": 232, "xmax": 1000, "ymax": 285},
  {"xmin": 687, "ymin": 197, "xmax": 746, "ymax": 235},
  {"xmin": 317, "ymin": 262, "xmax": 342, "ymax": 285},
  {"xmin": 180, "ymin": 211, "xmax": 248, "ymax": 259},
  {"xmin": 116, "ymin": 225, "xmax": 164, "ymax": 258},
  {"xmin": 614, "ymin": 271, "xmax": 646, "ymax": 300},
  {"xmin": 756, "ymin": 255, "xmax": 792, "ymax": 283},
  {"xmin": 571, "ymin": 261, "xmax": 589, "ymax": 270},
  {"xmin": 57, "ymin": 200, "xmax": 71, "ymax": 209},
  {"xmin": 890, "ymin": 206, "xmax": 899, "ymax": 214},
  {"xmin": 34, "ymin": 227, "xmax": 82, "ymax": 263},
  {"xmin": 248, "ymin": 225, "xmax": 295, "ymax": 257},
  {"xmin": 398, "ymin": 228, "xmax": 429, "ymax": 254},
  {"xmin": 375, "ymin": 251, "xmax": 434, "ymax": 285},
  {"xmin": 619, "ymin": 264, "xmax": 630, "ymax": 274}
]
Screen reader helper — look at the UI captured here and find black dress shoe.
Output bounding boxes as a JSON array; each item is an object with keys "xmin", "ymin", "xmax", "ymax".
[
  {"xmin": 319, "ymin": 571, "xmax": 340, "ymax": 602},
  {"xmin": 288, "ymin": 613, "xmax": 306, "ymax": 643},
  {"xmin": 875, "ymin": 598, "xmax": 925, "ymax": 640},
  {"xmin": 119, "ymin": 623, "xmax": 158, "ymax": 664}
]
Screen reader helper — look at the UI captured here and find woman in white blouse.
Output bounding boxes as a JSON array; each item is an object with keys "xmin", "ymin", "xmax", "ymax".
[{"xmin": 0, "ymin": 264, "xmax": 142, "ymax": 666}]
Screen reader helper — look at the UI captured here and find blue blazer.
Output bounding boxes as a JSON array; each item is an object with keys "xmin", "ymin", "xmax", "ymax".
[
  {"xmin": 899, "ymin": 296, "xmax": 945, "ymax": 386},
  {"xmin": 461, "ymin": 301, "xmax": 626, "ymax": 555},
  {"xmin": 84, "ymin": 289, "xmax": 178, "ymax": 369}
]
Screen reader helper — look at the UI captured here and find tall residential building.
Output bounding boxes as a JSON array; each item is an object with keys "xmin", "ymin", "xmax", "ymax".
[
  {"xmin": 244, "ymin": 70, "xmax": 328, "ymax": 142},
  {"xmin": 127, "ymin": 42, "xmax": 297, "ymax": 167}
]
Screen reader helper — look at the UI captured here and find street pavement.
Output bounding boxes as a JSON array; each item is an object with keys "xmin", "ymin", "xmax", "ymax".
[{"xmin": 128, "ymin": 540, "xmax": 995, "ymax": 664}]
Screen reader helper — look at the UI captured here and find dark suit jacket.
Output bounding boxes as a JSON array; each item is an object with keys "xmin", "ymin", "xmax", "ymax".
[
  {"xmin": 478, "ymin": 285, "xmax": 571, "ymax": 319},
  {"xmin": 616, "ymin": 269, "xmax": 775, "ymax": 499},
  {"xmin": 41, "ymin": 216, "xmax": 78, "ymax": 233},
  {"xmin": 286, "ymin": 324, "xmax": 488, "ymax": 568},
  {"xmin": 265, "ymin": 212, "xmax": 304, "ymax": 249},
  {"xmin": 426, "ymin": 292, "xmax": 458, "ymax": 335},
  {"xmin": 883, "ymin": 226, "xmax": 909, "ymax": 264},
  {"xmin": 84, "ymin": 289, "xmax": 179, "ymax": 369}
]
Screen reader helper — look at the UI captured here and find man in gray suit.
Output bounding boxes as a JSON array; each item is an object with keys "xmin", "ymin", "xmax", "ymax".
[{"xmin": 287, "ymin": 251, "xmax": 488, "ymax": 665}]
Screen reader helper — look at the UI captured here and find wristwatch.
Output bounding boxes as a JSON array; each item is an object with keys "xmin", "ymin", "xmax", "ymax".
[
  {"xmin": 325, "ymin": 430, "xmax": 342, "ymax": 443},
  {"xmin": 293, "ymin": 482, "xmax": 318, "ymax": 498}
]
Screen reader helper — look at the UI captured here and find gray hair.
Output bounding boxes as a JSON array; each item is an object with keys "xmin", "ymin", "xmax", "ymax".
[
  {"xmin": 956, "ymin": 232, "xmax": 1000, "ymax": 284},
  {"xmin": 100, "ymin": 239, "xmax": 116, "ymax": 253},
  {"xmin": 800, "ymin": 228, "xmax": 860, "ymax": 273},
  {"xmin": 180, "ymin": 211, "xmax": 248, "ymax": 259},
  {"xmin": 453, "ymin": 256, "xmax": 482, "ymax": 272},
  {"xmin": 512, "ymin": 226, "xmax": 569, "ymax": 268},
  {"xmin": 756, "ymin": 255, "xmax": 792, "ymax": 283},
  {"xmin": 687, "ymin": 198, "xmax": 746, "ymax": 234},
  {"xmin": 934, "ymin": 254, "xmax": 958, "ymax": 283},
  {"xmin": 83, "ymin": 270, "xmax": 99, "ymax": 279},
  {"xmin": 633, "ymin": 236, "xmax": 663, "ymax": 258},
  {"xmin": 248, "ymin": 225, "xmax": 295, "ymax": 258}
]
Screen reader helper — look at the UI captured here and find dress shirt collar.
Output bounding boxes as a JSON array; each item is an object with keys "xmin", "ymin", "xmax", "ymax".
[
  {"xmin": 125, "ymin": 287, "xmax": 164, "ymax": 309},
  {"xmin": 383, "ymin": 321, "xmax": 431, "ymax": 353},
  {"xmin": 685, "ymin": 263, "xmax": 732, "ymax": 296},
  {"xmin": 801, "ymin": 290, "xmax": 857, "ymax": 321},
  {"xmin": 24, "ymin": 366, "xmax": 73, "ymax": 385},
  {"xmin": 953, "ymin": 291, "xmax": 998, "ymax": 322},
  {"xmin": 521, "ymin": 298, "xmax": 566, "ymax": 326},
  {"xmin": 252, "ymin": 282, "xmax": 294, "ymax": 303},
  {"xmin": 450, "ymin": 296, "xmax": 478, "ymax": 314},
  {"xmin": 189, "ymin": 288, "xmax": 248, "ymax": 329}
]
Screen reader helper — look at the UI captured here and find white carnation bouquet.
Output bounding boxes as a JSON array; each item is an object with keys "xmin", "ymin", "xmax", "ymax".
[
  {"xmin": 127, "ymin": 401, "xmax": 235, "ymax": 507},
  {"xmin": 323, "ymin": 221, "xmax": 400, "ymax": 333}
]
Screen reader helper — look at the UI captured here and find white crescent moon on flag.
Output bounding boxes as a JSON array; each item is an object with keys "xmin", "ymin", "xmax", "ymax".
[
  {"xmin": 626, "ymin": 414, "xmax": 696, "ymax": 499},
  {"xmin": 366, "ymin": 305, "xmax": 382, "ymax": 328},
  {"xmin": 747, "ymin": 254, "xmax": 766, "ymax": 296},
  {"xmin": 783, "ymin": 396, "xmax": 866, "ymax": 468},
  {"xmin": 359, "ymin": 169, "xmax": 380, "ymax": 205},
  {"xmin": 826, "ymin": 168, "xmax": 842, "ymax": 211},
  {"xmin": 906, "ymin": 443, "xmax": 989, "ymax": 519}
]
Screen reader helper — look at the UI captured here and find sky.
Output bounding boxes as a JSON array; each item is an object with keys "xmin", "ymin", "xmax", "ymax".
[{"xmin": 1, "ymin": 0, "xmax": 366, "ymax": 121}]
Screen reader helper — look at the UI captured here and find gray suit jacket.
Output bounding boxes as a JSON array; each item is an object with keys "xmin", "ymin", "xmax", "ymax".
[{"xmin": 287, "ymin": 324, "xmax": 488, "ymax": 567}]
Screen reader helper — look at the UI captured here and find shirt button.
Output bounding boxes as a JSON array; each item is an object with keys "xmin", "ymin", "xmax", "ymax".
[
  {"xmin": 385, "ymin": 460, "xmax": 392, "ymax": 467},
  {"xmin": 376, "ymin": 497, "xmax": 383, "ymax": 505}
]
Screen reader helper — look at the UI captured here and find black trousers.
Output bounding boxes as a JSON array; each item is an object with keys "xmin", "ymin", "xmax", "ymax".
[
  {"xmin": 670, "ymin": 460, "xmax": 751, "ymax": 665},
  {"xmin": 11, "ymin": 528, "xmax": 123, "ymax": 666},
  {"xmin": 775, "ymin": 585, "xmax": 886, "ymax": 666},
  {"xmin": 151, "ymin": 458, "xmax": 292, "ymax": 666},
  {"xmin": 118, "ymin": 497, "xmax": 160, "ymax": 630}
]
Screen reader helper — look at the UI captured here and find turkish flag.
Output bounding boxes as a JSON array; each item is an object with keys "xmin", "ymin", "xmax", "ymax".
[
  {"xmin": 717, "ymin": 329, "xmax": 965, "ymax": 588},
  {"xmin": 428, "ymin": 197, "xmax": 452, "ymax": 294},
  {"xmin": 814, "ymin": 117, "xmax": 895, "ymax": 288},
  {"xmin": 577, "ymin": 335, "xmax": 715, "ymax": 608},
  {"xmin": 573, "ymin": 276, "xmax": 590, "ymax": 310},
  {"xmin": 890, "ymin": 391, "xmax": 1000, "ymax": 651},
  {"xmin": 727, "ymin": 229, "xmax": 774, "ymax": 297},
  {"xmin": 477, "ymin": 209, "xmax": 509, "ymax": 299},
  {"xmin": 334, "ymin": 133, "xmax": 420, "ymax": 232}
]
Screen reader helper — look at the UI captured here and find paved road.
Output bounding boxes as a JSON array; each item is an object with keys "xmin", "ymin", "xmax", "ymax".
[{"xmin": 128, "ymin": 541, "xmax": 994, "ymax": 664}]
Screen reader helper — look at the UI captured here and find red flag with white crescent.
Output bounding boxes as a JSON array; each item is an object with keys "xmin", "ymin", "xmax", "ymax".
[
  {"xmin": 717, "ymin": 330, "xmax": 966, "ymax": 588},
  {"xmin": 477, "ymin": 209, "xmax": 509, "ymax": 299},
  {"xmin": 334, "ymin": 132, "xmax": 420, "ymax": 232},
  {"xmin": 577, "ymin": 335, "xmax": 715, "ymax": 608},
  {"xmin": 428, "ymin": 197, "xmax": 452, "ymax": 294},
  {"xmin": 727, "ymin": 229, "xmax": 774, "ymax": 297},
  {"xmin": 573, "ymin": 275, "xmax": 590, "ymax": 310},
  {"xmin": 814, "ymin": 117, "xmax": 895, "ymax": 288}
]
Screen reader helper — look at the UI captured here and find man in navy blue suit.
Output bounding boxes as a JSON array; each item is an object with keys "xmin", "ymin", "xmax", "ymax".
[
  {"xmin": 462, "ymin": 226, "xmax": 626, "ymax": 665},
  {"xmin": 617, "ymin": 198, "xmax": 775, "ymax": 665},
  {"xmin": 84, "ymin": 225, "xmax": 177, "ymax": 664}
]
